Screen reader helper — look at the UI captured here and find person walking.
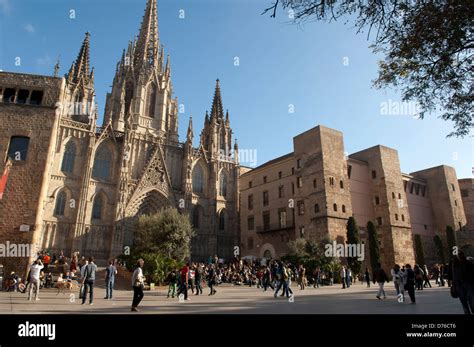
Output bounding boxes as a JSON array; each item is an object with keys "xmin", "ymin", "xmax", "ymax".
[
  {"xmin": 298, "ymin": 265, "xmax": 306, "ymax": 290},
  {"xmin": 81, "ymin": 257, "xmax": 97, "ymax": 305},
  {"xmin": 207, "ymin": 264, "xmax": 217, "ymax": 296},
  {"xmin": 414, "ymin": 264, "xmax": 424, "ymax": 290},
  {"xmin": 131, "ymin": 259, "xmax": 145, "ymax": 312},
  {"xmin": 404, "ymin": 264, "xmax": 416, "ymax": 304},
  {"xmin": 341, "ymin": 266, "xmax": 347, "ymax": 289},
  {"xmin": 167, "ymin": 269, "xmax": 177, "ymax": 298},
  {"xmin": 423, "ymin": 265, "xmax": 432, "ymax": 288},
  {"xmin": 346, "ymin": 267, "xmax": 352, "ymax": 288},
  {"xmin": 439, "ymin": 264, "xmax": 445, "ymax": 287},
  {"xmin": 195, "ymin": 265, "xmax": 203, "ymax": 295},
  {"xmin": 447, "ymin": 251, "xmax": 474, "ymax": 314},
  {"xmin": 391, "ymin": 264, "xmax": 404, "ymax": 302},
  {"xmin": 263, "ymin": 265, "xmax": 273, "ymax": 291},
  {"xmin": 373, "ymin": 263, "xmax": 388, "ymax": 300},
  {"xmin": 365, "ymin": 268, "xmax": 371, "ymax": 288},
  {"xmin": 104, "ymin": 260, "xmax": 117, "ymax": 300},
  {"xmin": 180, "ymin": 263, "xmax": 190, "ymax": 301},
  {"xmin": 28, "ymin": 259, "xmax": 44, "ymax": 301}
]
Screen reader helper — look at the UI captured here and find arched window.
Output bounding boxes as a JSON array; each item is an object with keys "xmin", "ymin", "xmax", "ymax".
[
  {"xmin": 263, "ymin": 250, "xmax": 272, "ymax": 260},
  {"xmin": 54, "ymin": 190, "xmax": 67, "ymax": 216},
  {"xmin": 146, "ymin": 83, "xmax": 157, "ymax": 118},
  {"xmin": 219, "ymin": 171, "xmax": 227, "ymax": 197},
  {"xmin": 220, "ymin": 130, "xmax": 226, "ymax": 151},
  {"xmin": 218, "ymin": 209, "xmax": 226, "ymax": 231},
  {"xmin": 61, "ymin": 141, "xmax": 76, "ymax": 173},
  {"xmin": 192, "ymin": 165, "xmax": 204, "ymax": 193},
  {"xmin": 92, "ymin": 144, "xmax": 112, "ymax": 181},
  {"xmin": 192, "ymin": 205, "xmax": 201, "ymax": 228},
  {"xmin": 92, "ymin": 194, "xmax": 103, "ymax": 220}
]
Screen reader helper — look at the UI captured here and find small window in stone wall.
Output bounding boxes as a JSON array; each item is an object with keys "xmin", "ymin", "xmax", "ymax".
[
  {"xmin": 451, "ymin": 184, "xmax": 455, "ymax": 192},
  {"xmin": 347, "ymin": 165, "xmax": 352, "ymax": 179},
  {"xmin": 424, "ymin": 224, "xmax": 427, "ymax": 230},
  {"xmin": 375, "ymin": 196, "xmax": 380, "ymax": 205},
  {"xmin": 401, "ymin": 214, "xmax": 405, "ymax": 222},
  {"xmin": 329, "ymin": 177, "xmax": 335, "ymax": 186},
  {"xmin": 454, "ymin": 200, "xmax": 457, "ymax": 207},
  {"xmin": 3, "ymin": 88, "xmax": 15, "ymax": 103},
  {"xmin": 371, "ymin": 170, "xmax": 377, "ymax": 179},
  {"xmin": 392, "ymin": 192, "xmax": 396, "ymax": 199},
  {"xmin": 333, "ymin": 203, "xmax": 337, "ymax": 212},
  {"xmin": 377, "ymin": 217, "xmax": 382, "ymax": 226},
  {"xmin": 340, "ymin": 180, "xmax": 344, "ymax": 189},
  {"xmin": 421, "ymin": 186, "xmax": 426, "ymax": 197},
  {"xmin": 8, "ymin": 136, "xmax": 30, "ymax": 161},
  {"xmin": 313, "ymin": 179, "xmax": 317, "ymax": 188},
  {"xmin": 395, "ymin": 214, "xmax": 399, "ymax": 221},
  {"xmin": 314, "ymin": 204, "xmax": 320, "ymax": 213},
  {"xmin": 398, "ymin": 193, "xmax": 402, "ymax": 199},
  {"xmin": 16, "ymin": 89, "xmax": 29, "ymax": 104},
  {"xmin": 342, "ymin": 205, "xmax": 346, "ymax": 213},
  {"xmin": 279, "ymin": 171, "xmax": 282, "ymax": 179},
  {"xmin": 29, "ymin": 90, "xmax": 43, "ymax": 105}
]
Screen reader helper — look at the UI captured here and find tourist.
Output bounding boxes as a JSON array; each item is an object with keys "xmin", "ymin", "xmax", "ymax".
[
  {"xmin": 373, "ymin": 263, "xmax": 388, "ymax": 300},
  {"xmin": 207, "ymin": 264, "xmax": 217, "ymax": 295},
  {"xmin": 298, "ymin": 265, "xmax": 306, "ymax": 290},
  {"xmin": 404, "ymin": 264, "xmax": 416, "ymax": 304},
  {"xmin": 263, "ymin": 265, "xmax": 273, "ymax": 291},
  {"xmin": 274, "ymin": 261, "xmax": 284, "ymax": 297},
  {"xmin": 104, "ymin": 260, "xmax": 117, "ymax": 300},
  {"xmin": 423, "ymin": 265, "xmax": 432, "ymax": 288},
  {"xmin": 414, "ymin": 264, "xmax": 424, "ymax": 290},
  {"xmin": 364, "ymin": 268, "xmax": 371, "ymax": 288},
  {"xmin": 313, "ymin": 267, "xmax": 320, "ymax": 288},
  {"xmin": 179, "ymin": 263, "xmax": 190, "ymax": 301},
  {"xmin": 341, "ymin": 266, "xmax": 346, "ymax": 289},
  {"xmin": 131, "ymin": 258, "xmax": 145, "ymax": 312},
  {"xmin": 391, "ymin": 264, "xmax": 404, "ymax": 302},
  {"xmin": 81, "ymin": 257, "xmax": 97, "ymax": 305},
  {"xmin": 447, "ymin": 251, "xmax": 474, "ymax": 314},
  {"xmin": 195, "ymin": 265, "xmax": 203, "ymax": 295},
  {"xmin": 167, "ymin": 269, "xmax": 178, "ymax": 298},
  {"xmin": 188, "ymin": 264, "xmax": 196, "ymax": 295},
  {"xmin": 27, "ymin": 259, "xmax": 44, "ymax": 301},
  {"xmin": 346, "ymin": 267, "xmax": 352, "ymax": 288},
  {"xmin": 439, "ymin": 264, "xmax": 445, "ymax": 286}
]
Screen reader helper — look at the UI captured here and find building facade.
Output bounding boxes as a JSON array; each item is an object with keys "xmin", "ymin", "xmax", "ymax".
[
  {"xmin": 0, "ymin": 0, "xmax": 239, "ymax": 275},
  {"xmin": 239, "ymin": 125, "xmax": 471, "ymax": 271}
]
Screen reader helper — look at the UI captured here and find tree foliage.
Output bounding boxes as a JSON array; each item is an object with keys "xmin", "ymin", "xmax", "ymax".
[
  {"xmin": 414, "ymin": 234, "xmax": 425, "ymax": 266},
  {"xmin": 433, "ymin": 234, "xmax": 445, "ymax": 264},
  {"xmin": 263, "ymin": 0, "xmax": 473, "ymax": 137},
  {"xmin": 367, "ymin": 220, "xmax": 380, "ymax": 271},
  {"xmin": 134, "ymin": 207, "xmax": 195, "ymax": 261},
  {"xmin": 346, "ymin": 216, "xmax": 362, "ymax": 275}
]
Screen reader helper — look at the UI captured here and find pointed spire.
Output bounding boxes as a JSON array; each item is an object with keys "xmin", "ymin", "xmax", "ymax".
[
  {"xmin": 53, "ymin": 56, "xmax": 60, "ymax": 77},
  {"xmin": 205, "ymin": 110, "xmax": 209, "ymax": 124},
  {"xmin": 210, "ymin": 78, "xmax": 224, "ymax": 121},
  {"xmin": 66, "ymin": 32, "xmax": 91, "ymax": 84},
  {"xmin": 134, "ymin": 0, "xmax": 159, "ymax": 71},
  {"xmin": 165, "ymin": 54, "xmax": 170, "ymax": 77},
  {"xmin": 187, "ymin": 116, "xmax": 193, "ymax": 142},
  {"xmin": 225, "ymin": 109, "xmax": 230, "ymax": 126}
]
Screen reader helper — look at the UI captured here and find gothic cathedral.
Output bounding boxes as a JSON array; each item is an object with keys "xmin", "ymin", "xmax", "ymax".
[{"xmin": 39, "ymin": 0, "xmax": 239, "ymax": 262}]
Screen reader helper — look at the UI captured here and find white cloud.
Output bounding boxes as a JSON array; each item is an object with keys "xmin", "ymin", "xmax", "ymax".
[
  {"xmin": 0, "ymin": 0, "xmax": 11, "ymax": 15},
  {"xmin": 24, "ymin": 23, "xmax": 35, "ymax": 33}
]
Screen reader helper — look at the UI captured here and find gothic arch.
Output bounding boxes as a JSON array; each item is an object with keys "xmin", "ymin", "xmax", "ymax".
[
  {"xmin": 192, "ymin": 159, "xmax": 208, "ymax": 195},
  {"xmin": 125, "ymin": 188, "xmax": 171, "ymax": 218},
  {"xmin": 259, "ymin": 243, "xmax": 276, "ymax": 259},
  {"xmin": 92, "ymin": 140, "xmax": 115, "ymax": 181},
  {"xmin": 145, "ymin": 82, "xmax": 157, "ymax": 118},
  {"xmin": 218, "ymin": 168, "xmax": 229, "ymax": 197}
]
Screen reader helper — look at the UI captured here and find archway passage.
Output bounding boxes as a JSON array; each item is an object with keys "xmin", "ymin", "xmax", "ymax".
[{"xmin": 122, "ymin": 189, "xmax": 171, "ymax": 246}]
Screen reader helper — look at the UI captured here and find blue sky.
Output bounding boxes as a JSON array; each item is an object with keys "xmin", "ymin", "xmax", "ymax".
[{"xmin": 0, "ymin": 0, "xmax": 472, "ymax": 178}]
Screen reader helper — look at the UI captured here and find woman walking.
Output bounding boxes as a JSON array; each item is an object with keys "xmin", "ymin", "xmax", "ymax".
[{"xmin": 131, "ymin": 259, "xmax": 145, "ymax": 312}]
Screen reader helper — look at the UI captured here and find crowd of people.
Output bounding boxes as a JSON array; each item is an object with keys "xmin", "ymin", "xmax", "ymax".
[{"xmin": 4, "ymin": 248, "xmax": 473, "ymax": 315}]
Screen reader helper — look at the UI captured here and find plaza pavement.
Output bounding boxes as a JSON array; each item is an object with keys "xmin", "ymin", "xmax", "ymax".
[{"xmin": 0, "ymin": 282, "xmax": 465, "ymax": 314}]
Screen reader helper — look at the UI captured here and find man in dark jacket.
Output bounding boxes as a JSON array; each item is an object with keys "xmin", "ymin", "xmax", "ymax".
[
  {"xmin": 405, "ymin": 264, "xmax": 416, "ymax": 304},
  {"xmin": 447, "ymin": 251, "xmax": 474, "ymax": 314},
  {"xmin": 373, "ymin": 263, "xmax": 388, "ymax": 300}
]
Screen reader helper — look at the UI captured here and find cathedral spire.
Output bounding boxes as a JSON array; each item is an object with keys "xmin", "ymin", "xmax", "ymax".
[
  {"xmin": 210, "ymin": 78, "xmax": 224, "ymax": 121},
  {"xmin": 187, "ymin": 116, "xmax": 193, "ymax": 142},
  {"xmin": 134, "ymin": 0, "xmax": 159, "ymax": 72},
  {"xmin": 66, "ymin": 32, "xmax": 91, "ymax": 84}
]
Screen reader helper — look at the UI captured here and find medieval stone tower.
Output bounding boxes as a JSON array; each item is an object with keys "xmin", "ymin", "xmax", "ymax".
[{"xmin": 0, "ymin": 0, "xmax": 239, "ymax": 269}]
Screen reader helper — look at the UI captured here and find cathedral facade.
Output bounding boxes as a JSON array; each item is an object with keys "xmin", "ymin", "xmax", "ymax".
[{"xmin": 0, "ymin": 0, "xmax": 239, "ymax": 273}]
